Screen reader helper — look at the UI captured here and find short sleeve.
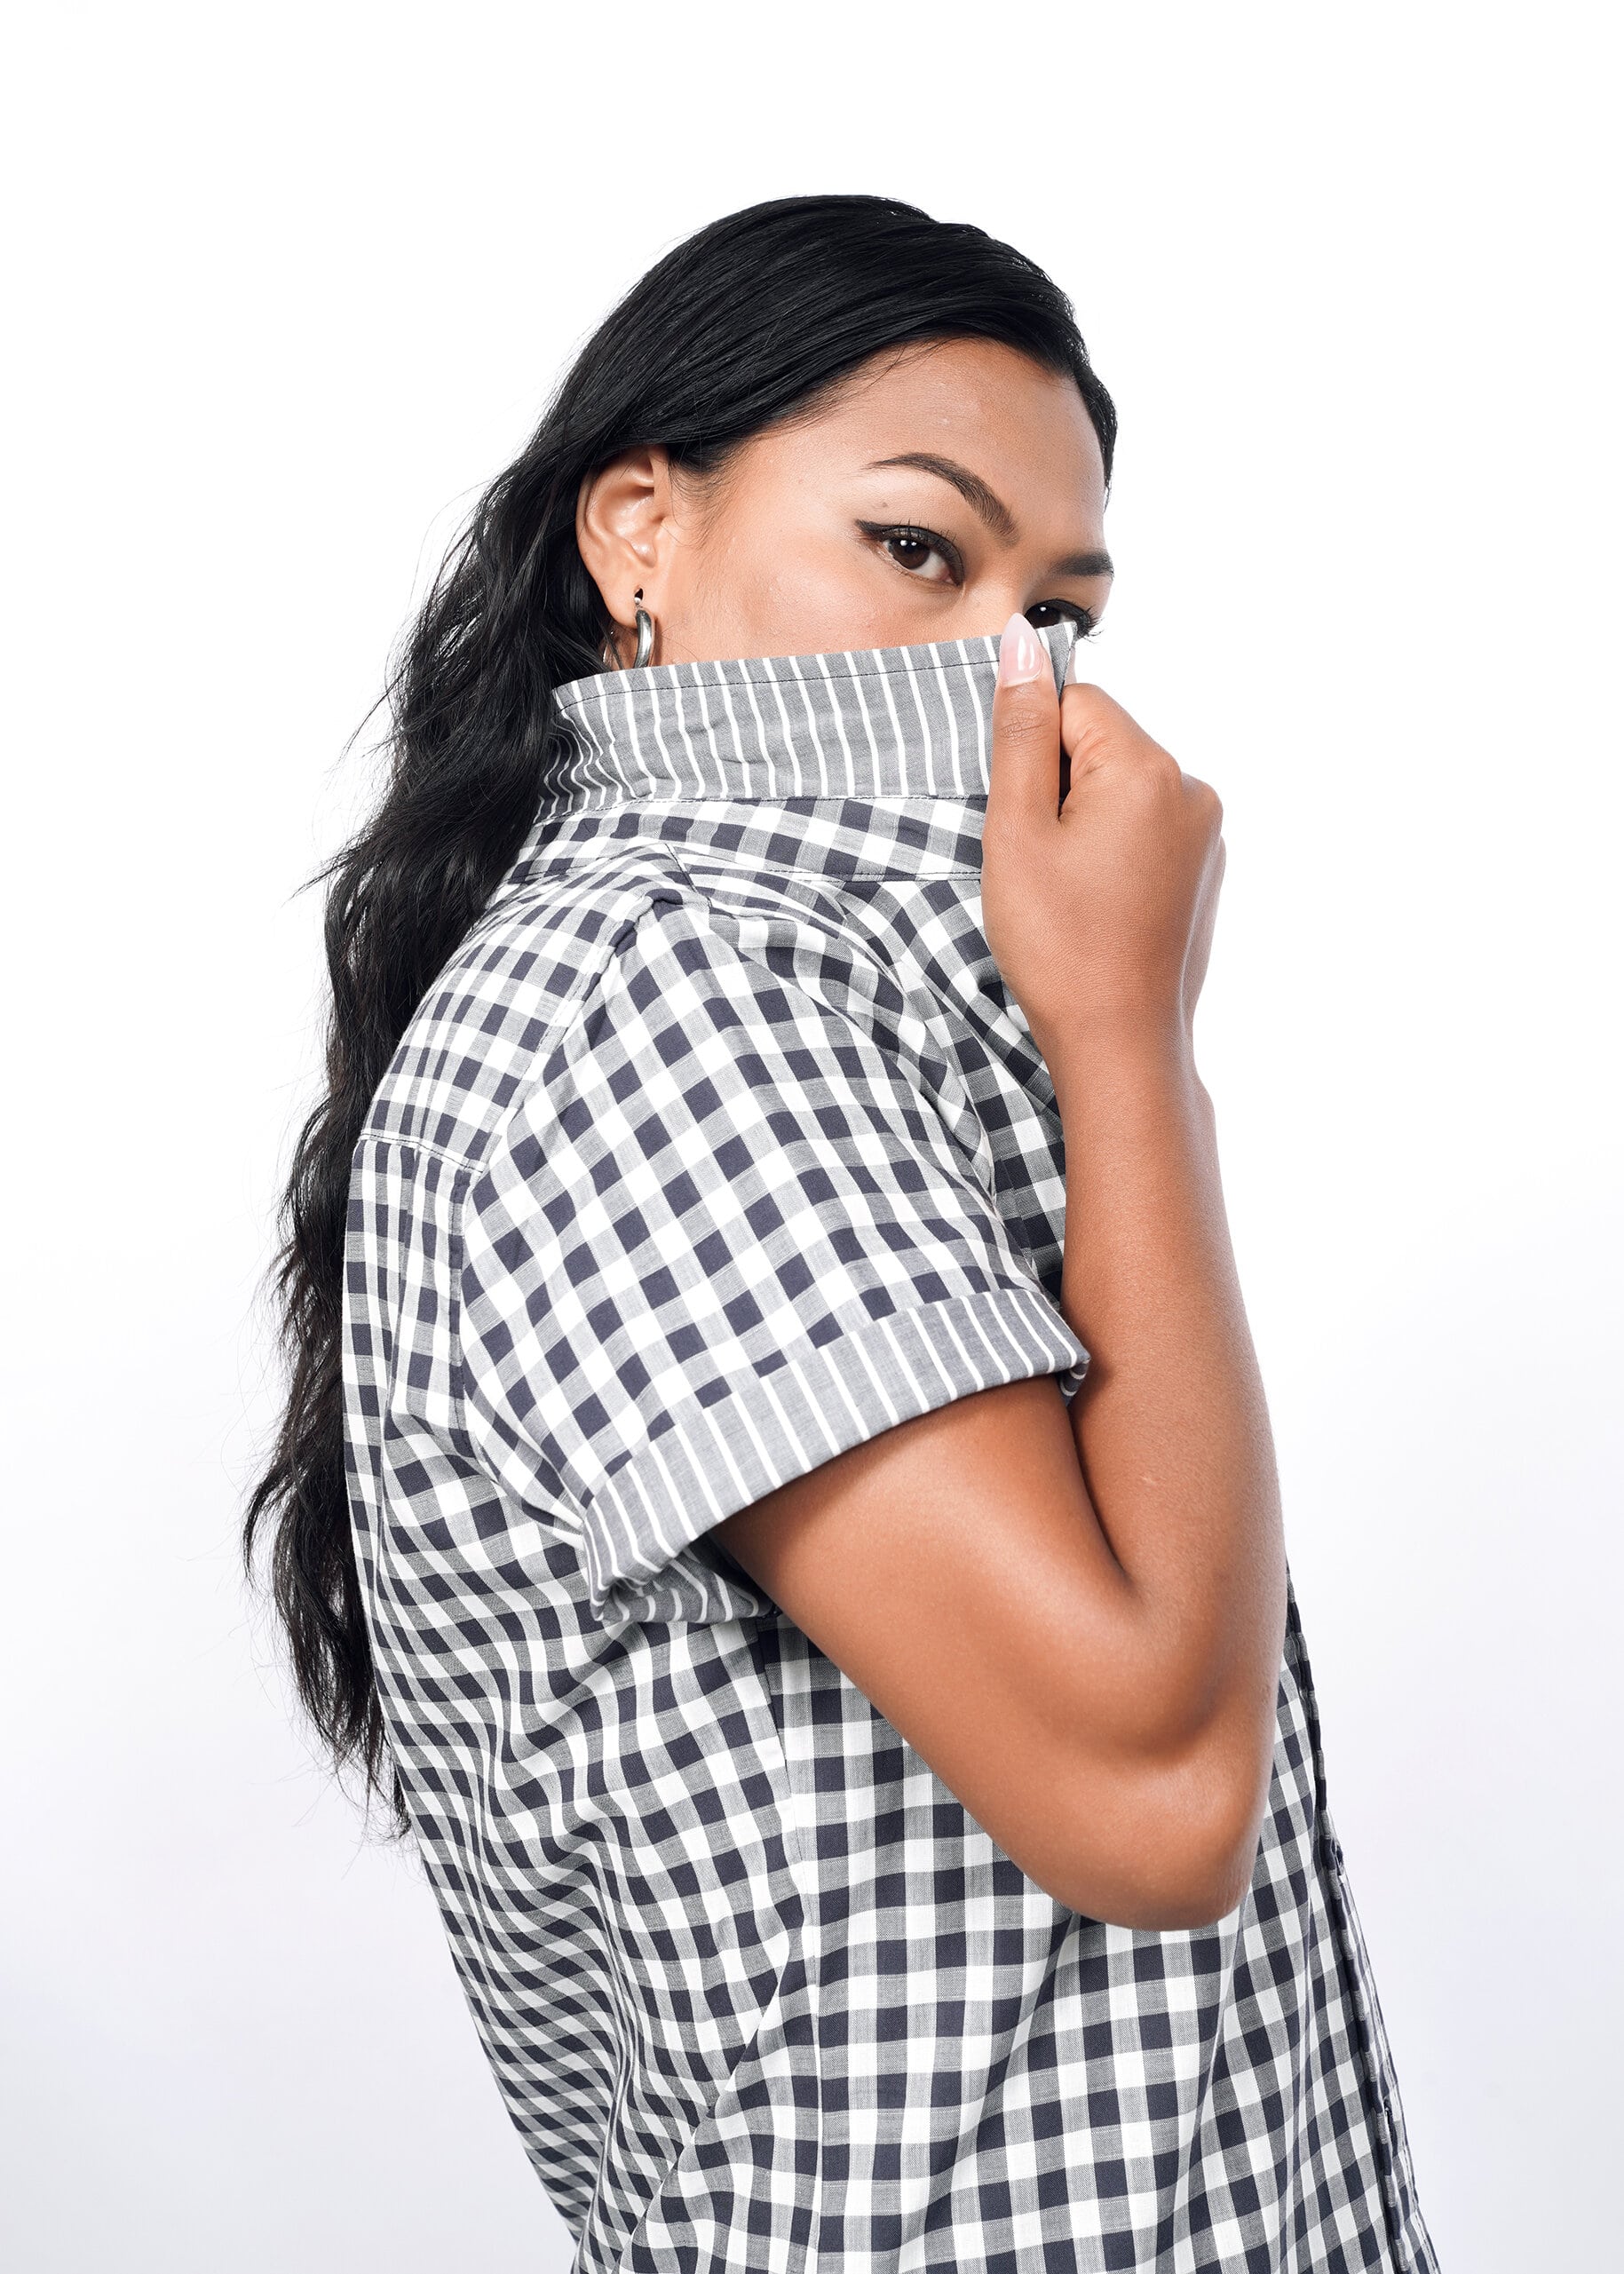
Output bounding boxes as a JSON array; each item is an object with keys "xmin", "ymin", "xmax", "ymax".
[{"xmin": 456, "ymin": 891, "xmax": 1089, "ymax": 1632}]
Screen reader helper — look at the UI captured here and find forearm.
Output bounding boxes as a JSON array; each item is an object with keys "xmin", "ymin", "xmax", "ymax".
[{"xmin": 1049, "ymin": 1024, "xmax": 1287, "ymax": 1759}]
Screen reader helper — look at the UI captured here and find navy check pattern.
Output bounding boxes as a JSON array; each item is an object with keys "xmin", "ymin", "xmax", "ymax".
[{"xmin": 343, "ymin": 628, "xmax": 1440, "ymax": 2270}]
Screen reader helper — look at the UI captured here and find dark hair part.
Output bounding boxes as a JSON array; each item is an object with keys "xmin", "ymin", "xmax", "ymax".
[{"xmin": 244, "ymin": 193, "xmax": 1117, "ymax": 1835}]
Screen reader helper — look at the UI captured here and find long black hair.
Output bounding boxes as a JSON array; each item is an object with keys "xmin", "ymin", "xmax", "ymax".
[{"xmin": 245, "ymin": 194, "xmax": 1117, "ymax": 1835}]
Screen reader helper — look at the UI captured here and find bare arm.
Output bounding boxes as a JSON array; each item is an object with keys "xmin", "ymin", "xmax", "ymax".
[{"xmin": 716, "ymin": 620, "xmax": 1286, "ymax": 1929}]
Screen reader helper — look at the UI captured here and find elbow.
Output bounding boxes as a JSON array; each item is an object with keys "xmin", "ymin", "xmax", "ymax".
[
  {"xmin": 1049, "ymin": 1734, "xmax": 1271, "ymax": 1931},
  {"xmin": 1136, "ymin": 1812, "xmax": 1263, "ymax": 1930},
  {"xmin": 1155, "ymin": 1744, "xmax": 1271, "ymax": 1926}
]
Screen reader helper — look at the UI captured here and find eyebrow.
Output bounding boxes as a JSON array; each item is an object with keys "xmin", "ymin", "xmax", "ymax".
[{"xmin": 866, "ymin": 451, "xmax": 1114, "ymax": 580}]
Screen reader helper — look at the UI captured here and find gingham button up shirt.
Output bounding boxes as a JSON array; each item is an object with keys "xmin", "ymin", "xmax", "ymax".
[{"xmin": 344, "ymin": 627, "xmax": 1439, "ymax": 2271}]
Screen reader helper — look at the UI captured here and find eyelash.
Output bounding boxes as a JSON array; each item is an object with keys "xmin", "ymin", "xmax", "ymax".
[{"xmin": 858, "ymin": 519, "xmax": 1099, "ymax": 636}]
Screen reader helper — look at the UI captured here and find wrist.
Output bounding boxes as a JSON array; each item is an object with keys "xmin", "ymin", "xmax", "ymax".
[
  {"xmin": 1045, "ymin": 1034, "xmax": 1216, "ymax": 1158},
  {"xmin": 1038, "ymin": 1011, "xmax": 1201, "ymax": 1102}
]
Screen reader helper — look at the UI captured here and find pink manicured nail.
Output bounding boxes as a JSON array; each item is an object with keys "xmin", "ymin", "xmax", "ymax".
[{"xmin": 996, "ymin": 613, "xmax": 1045, "ymax": 686}]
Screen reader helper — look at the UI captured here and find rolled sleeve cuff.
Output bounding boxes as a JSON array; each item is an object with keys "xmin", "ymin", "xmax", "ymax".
[{"xmin": 575, "ymin": 1286, "xmax": 1089, "ymax": 1633}]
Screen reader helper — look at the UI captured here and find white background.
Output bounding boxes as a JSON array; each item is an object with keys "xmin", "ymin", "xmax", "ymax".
[{"xmin": 4, "ymin": 5, "xmax": 1618, "ymax": 2267}]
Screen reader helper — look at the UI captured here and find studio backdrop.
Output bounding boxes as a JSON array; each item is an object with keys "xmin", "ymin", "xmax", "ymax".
[{"xmin": 3, "ymin": 6, "xmax": 1618, "ymax": 2270}]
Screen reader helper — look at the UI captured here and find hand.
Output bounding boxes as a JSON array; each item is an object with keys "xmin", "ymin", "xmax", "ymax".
[{"xmin": 980, "ymin": 614, "xmax": 1225, "ymax": 1065}]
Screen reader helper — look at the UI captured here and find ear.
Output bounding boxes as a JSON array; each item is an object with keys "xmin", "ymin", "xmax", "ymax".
[{"xmin": 575, "ymin": 448, "xmax": 676, "ymax": 664}]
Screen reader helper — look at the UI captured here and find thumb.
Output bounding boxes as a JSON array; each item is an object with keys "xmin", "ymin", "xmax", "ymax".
[{"xmin": 987, "ymin": 613, "xmax": 1062, "ymax": 834}]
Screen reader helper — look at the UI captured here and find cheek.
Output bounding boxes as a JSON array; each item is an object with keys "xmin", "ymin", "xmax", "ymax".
[{"xmin": 682, "ymin": 515, "xmax": 882, "ymax": 657}]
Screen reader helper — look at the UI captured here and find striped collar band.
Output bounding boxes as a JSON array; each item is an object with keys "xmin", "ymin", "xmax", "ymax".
[{"xmin": 549, "ymin": 621, "xmax": 1079, "ymax": 807}]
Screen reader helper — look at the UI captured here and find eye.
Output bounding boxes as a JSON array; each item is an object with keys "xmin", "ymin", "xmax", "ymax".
[
  {"xmin": 857, "ymin": 520, "xmax": 965, "ymax": 587},
  {"xmin": 1028, "ymin": 599, "xmax": 1099, "ymax": 636}
]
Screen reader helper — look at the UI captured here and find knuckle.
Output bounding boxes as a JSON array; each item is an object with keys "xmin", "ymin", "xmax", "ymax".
[
  {"xmin": 1123, "ymin": 749, "xmax": 1181, "ymax": 805},
  {"xmin": 1183, "ymin": 773, "xmax": 1223, "ymax": 831},
  {"xmin": 994, "ymin": 701, "xmax": 1058, "ymax": 746},
  {"xmin": 1117, "ymin": 734, "xmax": 1179, "ymax": 788}
]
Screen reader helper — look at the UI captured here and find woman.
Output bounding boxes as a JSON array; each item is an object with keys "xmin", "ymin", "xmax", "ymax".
[{"xmin": 249, "ymin": 195, "xmax": 1438, "ymax": 2270}]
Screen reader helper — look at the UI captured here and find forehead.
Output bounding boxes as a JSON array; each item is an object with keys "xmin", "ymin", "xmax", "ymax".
[{"xmin": 768, "ymin": 337, "xmax": 1108, "ymax": 527}]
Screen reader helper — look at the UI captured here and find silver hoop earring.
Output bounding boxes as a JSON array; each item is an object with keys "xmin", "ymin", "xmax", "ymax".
[{"xmin": 632, "ymin": 603, "xmax": 655, "ymax": 670}]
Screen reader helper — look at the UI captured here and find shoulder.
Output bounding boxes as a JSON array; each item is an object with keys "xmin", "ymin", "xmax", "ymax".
[
  {"xmin": 372, "ymin": 801, "xmax": 981, "ymax": 1185},
  {"xmin": 360, "ymin": 844, "xmax": 696, "ymax": 1162},
  {"xmin": 485, "ymin": 840, "xmax": 935, "ymax": 1092},
  {"xmin": 492, "ymin": 860, "xmax": 973, "ymax": 1169}
]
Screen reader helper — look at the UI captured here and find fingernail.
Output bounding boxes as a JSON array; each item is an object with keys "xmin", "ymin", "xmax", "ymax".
[{"xmin": 996, "ymin": 612, "xmax": 1045, "ymax": 686}]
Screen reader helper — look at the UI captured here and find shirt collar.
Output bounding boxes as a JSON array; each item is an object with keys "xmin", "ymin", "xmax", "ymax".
[{"xmin": 549, "ymin": 622, "xmax": 1079, "ymax": 807}]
